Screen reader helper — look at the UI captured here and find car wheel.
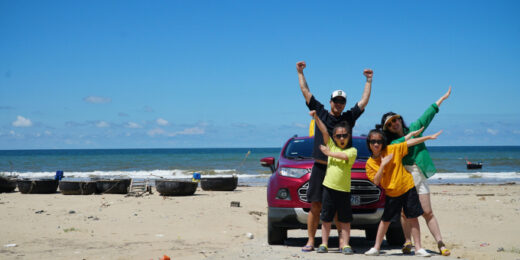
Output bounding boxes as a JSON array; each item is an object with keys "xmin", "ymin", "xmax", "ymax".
[
  {"xmin": 385, "ymin": 226, "xmax": 405, "ymax": 246},
  {"xmin": 267, "ymin": 218, "xmax": 287, "ymax": 245},
  {"xmin": 365, "ymin": 227, "xmax": 377, "ymax": 241}
]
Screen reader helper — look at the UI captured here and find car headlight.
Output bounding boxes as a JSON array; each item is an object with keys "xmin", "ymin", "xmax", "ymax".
[{"xmin": 279, "ymin": 167, "xmax": 308, "ymax": 178}]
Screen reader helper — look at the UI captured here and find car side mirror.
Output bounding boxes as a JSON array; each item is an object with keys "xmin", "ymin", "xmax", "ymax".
[{"xmin": 260, "ymin": 157, "xmax": 276, "ymax": 173}]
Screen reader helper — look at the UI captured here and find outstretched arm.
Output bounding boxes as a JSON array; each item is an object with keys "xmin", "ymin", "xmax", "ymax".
[
  {"xmin": 406, "ymin": 130, "xmax": 442, "ymax": 147},
  {"xmin": 309, "ymin": 110, "xmax": 329, "ymax": 144},
  {"xmin": 372, "ymin": 154, "xmax": 393, "ymax": 186},
  {"xmin": 356, "ymin": 69, "xmax": 373, "ymax": 110},
  {"xmin": 435, "ymin": 86, "xmax": 451, "ymax": 107},
  {"xmin": 320, "ymin": 145, "xmax": 350, "ymax": 161},
  {"xmin": 404, "ymin": 127, "xmax": 425, "ymax": 141},
  {"xmin": 297, "ymin": 61, "xmax": 312, "ymax": 104}
]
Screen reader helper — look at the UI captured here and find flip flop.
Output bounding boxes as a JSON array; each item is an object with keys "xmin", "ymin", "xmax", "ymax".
[{"xmin": 301, "ymin": 245, "xmax": 314, "ymax": 252}]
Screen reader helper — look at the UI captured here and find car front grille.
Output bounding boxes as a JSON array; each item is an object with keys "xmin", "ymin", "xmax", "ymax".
[{"xmin": 297, "ymin": 179, "xmax": 381, "ymax": 205}]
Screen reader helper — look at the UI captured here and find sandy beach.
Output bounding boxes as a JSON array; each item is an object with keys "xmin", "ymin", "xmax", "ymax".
[{"xmin": 1, "ymin": 184, "xmax": 520, "ymax": 260}]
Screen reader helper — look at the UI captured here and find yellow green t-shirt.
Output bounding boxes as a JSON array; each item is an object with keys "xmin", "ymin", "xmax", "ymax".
[
  {"xmin": 322, "ymin": 138, "xmax": 357, "ymax": 192},
  {"xmin": 365, "ymin": 142, "xmax": 415, "ymax": 197}
]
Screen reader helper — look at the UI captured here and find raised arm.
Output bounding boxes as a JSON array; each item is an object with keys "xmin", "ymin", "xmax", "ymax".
[
  {"xmin": 372, "ymin": 154, "xmax": 393, "ymax": 186},
  {"xmin": 435, "ymin": 86, "xmax": 451, "ymax": 107},
  {"xmin": 309, "ymin": 110, "xmax": 329, "ymax": 144},
  {"xmin": 356, "ymin": 69, "xmax": 373, "ymax": 110},
  {"xmin": 406, "ymin": 130, "xmax": 442, "ymax": 147},
  {"xmin": 296, "ymin": 61, "xmax": 312, "ymax": 104}
]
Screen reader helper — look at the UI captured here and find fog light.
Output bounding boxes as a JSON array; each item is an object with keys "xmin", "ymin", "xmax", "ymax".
[{"xmin": 276, "ymin": 188, "xmax": 291, "ymax": 200}]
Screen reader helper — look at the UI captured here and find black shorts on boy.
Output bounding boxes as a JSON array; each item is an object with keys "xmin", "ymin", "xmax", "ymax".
[
  {"xmin": 320, "ymin": 186, "xmax": 353, "ymax": 223},
  {"xmin": 381, "ymin": 187, "xmax": 423, "ymax": 222},
  {"xmin": 306, "ymin": 162, "xmax": 327, "ymax": 203}
]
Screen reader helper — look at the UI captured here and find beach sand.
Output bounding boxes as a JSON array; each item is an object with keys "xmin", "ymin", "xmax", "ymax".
[{"xmin": 1, "ymin": 184, "xmax": 520, "ymax": 260}]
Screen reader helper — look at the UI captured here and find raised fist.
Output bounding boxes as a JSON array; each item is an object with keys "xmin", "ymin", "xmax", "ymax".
[{"xmin": 296, "ymin": 61, "xmax": 306, "ymax": 73}]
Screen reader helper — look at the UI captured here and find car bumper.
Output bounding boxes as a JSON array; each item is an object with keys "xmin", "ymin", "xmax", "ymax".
[{"xmin": 268, "ymin": 206, "xmax": 385, "ymax": 229}]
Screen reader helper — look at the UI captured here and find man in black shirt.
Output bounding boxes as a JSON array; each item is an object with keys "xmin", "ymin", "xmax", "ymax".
[{"xmin": 296, "ymin": 61, "xmax": 373, "ymax": 252}]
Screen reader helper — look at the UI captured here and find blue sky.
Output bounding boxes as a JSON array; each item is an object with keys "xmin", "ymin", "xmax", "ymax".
[{"xmin": 1, "ymin": 0, "xmax": 519, "ymax": 149}]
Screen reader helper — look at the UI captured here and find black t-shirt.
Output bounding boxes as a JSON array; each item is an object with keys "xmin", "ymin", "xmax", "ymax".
[{"xmin": 306, "ymin": 95, "xmax": 364, "ymax": 162}]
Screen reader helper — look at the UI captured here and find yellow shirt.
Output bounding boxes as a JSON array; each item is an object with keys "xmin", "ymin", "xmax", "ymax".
[
  {"xmin": 366, "ymin": 142, "xmax": 414, "ymax": 197},
  {"xmin": 323, "ymin": 138, "xmax": 357, "ymax": 192}
]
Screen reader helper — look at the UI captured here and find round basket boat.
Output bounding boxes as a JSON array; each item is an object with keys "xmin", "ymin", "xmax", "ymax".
[
  {"xmin": 0, "ymin": 176, "xmax": 17, "ymax": 193},
  {"xmin": 17, "ymin": 179, "xmax": 59, "ymax": 194},
  {"xmin": 59, "ymin": 181, "xmax": 97, "ymax": 195},
  {"xmin": 95, "ymin": 179, "xmax": 131, "ymax": 194},
  {"xmin": 200, "ymin": 176, "xmax": 238, "ymax": 191},
  {"xmin": 155, "ymin": 179, "xmax": 198, "ymax": 196}
]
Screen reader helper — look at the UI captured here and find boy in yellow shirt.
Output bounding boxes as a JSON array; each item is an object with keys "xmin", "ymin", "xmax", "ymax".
[
  {"xmin": 309, "ymin": 111, "xmax": 357, "ymax": 254},
  {"xmin": 364, "ymin": 127, "xmax": 441, "ymax": 257}
]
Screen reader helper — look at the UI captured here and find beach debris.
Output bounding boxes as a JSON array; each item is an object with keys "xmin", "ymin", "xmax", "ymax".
[
  {"xmin": 159, "ymin": 255, "xmax": 170, "ymax": 260},
  {"xmin": 479, "ymin": 197, "xmax": 486, "ymax": 201},
  {"xmin": 87, "ymin": 216, "xmax": 99, "ymax": 221},
  {"xmin": 230, "ymin": 201, "xmax": 241, "ymax": 207},
  {"xmin": 3, "ymin": 244, "xmax": 17, "ymax": 247},
  {"xmin": 248, "ymin": 211, "xmax": 265, "ymax": 217},
  {"xmin": 246, "ymin": 232, "xmax": 254, "ymax": 239},
  {"xmin": 480, "ymin": 242, "xmax": 490, "ymax": 247},
  {"xmin": 476, "ymin": 194, "xmax": 495, "ymax": 196},
  {"xmin": 69, "ymin": 210, "xmax": 76, "ymax": 214},
  {"xmin": 35, "ymin": 210, "xmax": 45, "ymax": 214},
  {"xmin": 155, "ymin": 234, "xmax": 164, "ymax": 238},
  {"xmin": 497, "ymin": 247, "xmax": 505, "ymax": 252}
]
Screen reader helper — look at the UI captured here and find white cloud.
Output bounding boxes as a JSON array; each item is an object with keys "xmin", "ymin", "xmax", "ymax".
[
  {"xmin": 176, "ymin": 127, "xmax": 204, "ymax": 135},
  {"xmin": 293, "ymin": 123, "xmax": 306, "ymax": 129},
  {"xmin": 96, "ymin": 121, "xmax": 109, "ymax": 128},
  {"xmin": 84, "ymin": 96, "xmax": 111, "ymax": 104},
  {"xmin": 156, "ymin": 118, "xmax": 169, "ymax": 126},
  {"xmin": 147, "ymin": 127, "xmax": 205, "ymax": 137},
  {"xmin": 513, "ymin": 130, "xmax": 520, "ymax": 135},
  {"xmin": 487, "ymin": 128, "xmax": 498, "ymax": 135},
  {"xmin": 464, "ymin": 129, "xmax": 475, "ymax": 134},
  {"xmin": 147, "ymin": 128, "xmax": 165, "ymax": 137},
  {"xmin": 126, "ymin": 122, "xmax": 142, "ymax": 128},
  {"xmin": 44, "ymin": 130, "xmax": 52, "ymax": 136},
  {"xmin": 12, "ymin": 116, "xmax": 33, "ymax": 127}
]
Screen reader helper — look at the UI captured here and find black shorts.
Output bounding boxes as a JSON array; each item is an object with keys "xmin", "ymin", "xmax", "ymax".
[
  {"xmin": 320, "ymin": 186, "xmax": 353, "ymax": 223},
  {"xmin": 381, "ymin": 187, "xmax": 423, "ymax": 222},
  {"xmin": 306, "ymin": 162, "xmax": 327, "ymax": 203}
]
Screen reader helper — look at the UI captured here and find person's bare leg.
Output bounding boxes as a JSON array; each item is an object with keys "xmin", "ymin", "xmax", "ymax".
[
  {"xmin": 304, "ymin": 201, "xmax": 322, "ymax": 248},
  {"xmin": 408, "ymin": 217, "xmax": 422, "ymax": 251},
  {"xmin": 420, "ymin": 193, "xmax": 449, "ymax": 254},
  {"xmin": 321, "ymin": 222, "xmax": 332, "ymax": 247},
  {"xmin": 373, "ymin": 221, "xmax": 391, "ymax": 250},
  {"xmin": 401, "ymin": 210, "xmax": 412, "ymax": 243},
  {"xmin": 339, "ymin": 222, "xmax": 351, "ymax": 248}
]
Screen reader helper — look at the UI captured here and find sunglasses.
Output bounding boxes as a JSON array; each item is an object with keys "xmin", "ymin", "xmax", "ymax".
[
  {"xmin": 332, "ymin": 98, "xmax": 346, "ymax": 105},
  {"xmin": 334, "ymin": 133, "xmax": 349, "ymax": 139},
  {"xmin": 385, "ymin": 117, "xmax": 400, "ymax": 128},
  {"xmin": 369, "ymin": 139, "xmax": 384, "ymax": 145}
]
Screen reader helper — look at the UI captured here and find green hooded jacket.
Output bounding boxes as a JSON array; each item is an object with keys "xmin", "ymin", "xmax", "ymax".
[{"xmin": 390, "ymin": 103, "xmax": 439, "ymax": 178}]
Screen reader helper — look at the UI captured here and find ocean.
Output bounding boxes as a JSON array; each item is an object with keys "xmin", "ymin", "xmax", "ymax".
[{"xmin": 1, "ymin": 146, "xmax": 519, "ymax": 185}]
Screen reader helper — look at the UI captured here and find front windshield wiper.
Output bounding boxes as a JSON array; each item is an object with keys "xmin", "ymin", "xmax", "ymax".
[{"xmin": 286, "ymin": 155, "xmax": 313, "ymax": 160}]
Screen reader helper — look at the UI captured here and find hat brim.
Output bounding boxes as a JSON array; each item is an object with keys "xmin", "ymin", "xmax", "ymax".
[{"xmin": 383, "ymin": 114, "xmax": 401, "ymax": 130}]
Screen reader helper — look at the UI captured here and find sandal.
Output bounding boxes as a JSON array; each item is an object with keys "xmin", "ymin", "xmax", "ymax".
[
  {"xmin": 402, "ymin": 242, "xmax": 413, "ymax": 254},
  {"xmin": 317, "ymin": 244, "xmax": 328, "ymax": 253},
  {"xmin": 438, "ymin": 241, "xmax": 451, "ymax": 256},
  {"xmin": 301, "ymin": 245, "xmax": 314, "ymax": 252}
]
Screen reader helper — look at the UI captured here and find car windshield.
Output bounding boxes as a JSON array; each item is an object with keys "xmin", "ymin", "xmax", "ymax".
[
  {"xmin": 283, "ymin": 138, "xmax": 314, "ymax": 159},
  {"xmin": 283, "ymin": 137, "xmax": 370, "ymax": 160}
]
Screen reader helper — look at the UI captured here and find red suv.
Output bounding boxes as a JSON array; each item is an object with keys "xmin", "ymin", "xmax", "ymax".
[{"xmin": 260, "ymin": 135, "xmax": 404, "ymax": 245}]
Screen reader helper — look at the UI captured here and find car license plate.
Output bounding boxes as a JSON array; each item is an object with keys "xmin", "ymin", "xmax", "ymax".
[{"xmin": 351, "ymin": 195, "xmax": 360, "ymax": 206}]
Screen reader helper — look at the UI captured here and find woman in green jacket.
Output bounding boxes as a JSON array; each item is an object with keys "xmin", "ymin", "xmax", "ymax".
[{"xmin": 378, "ymin": 87, "xmax": 451, "ymax": 256}]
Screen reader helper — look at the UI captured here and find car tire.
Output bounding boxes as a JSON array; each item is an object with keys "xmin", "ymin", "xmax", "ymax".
[
  {"xmin": 267, "ymin": 218, "xmax": 287, "ymax": 245},
  {"xmin": 365, "ymin": 227, "xmax": 377, "ymax": 241},
  {"xmin": 385, "ymin": 226, "xmax": 405, "ymax": 246}
]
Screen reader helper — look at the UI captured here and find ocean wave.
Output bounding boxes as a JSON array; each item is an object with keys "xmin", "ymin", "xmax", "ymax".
[{"xmin": 431, "ymin": 172, "xmax": 520, "ymax": 180}]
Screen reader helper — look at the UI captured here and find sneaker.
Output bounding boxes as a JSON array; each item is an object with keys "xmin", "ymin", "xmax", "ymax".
[
  {"xmin": 364, "ymin": 247, "xmax": 380, "ymax": 256},
  {"xmin": 317, "ymin": 244, "xmax": 328, "ymax": 253},
  {"xmin": 342, "ymin": 245, "xmax": 354, "ymax": 255},
  {"xmin": 415, "ymin": 248, "xmax": 432, "ymax": 257}
]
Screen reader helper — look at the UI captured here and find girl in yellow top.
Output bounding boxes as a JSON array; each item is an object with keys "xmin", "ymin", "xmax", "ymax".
[
  {"xmin": 364, "ymin": 127, "xmax": 441, "ymax": 257},
  {"xmin": 309, "ymin": 110, "xmax": 357, "ymax": 255}
]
